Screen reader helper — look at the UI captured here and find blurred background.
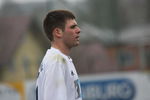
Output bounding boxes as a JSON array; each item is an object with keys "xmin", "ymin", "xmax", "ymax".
[{"xmin": 0, "ymin": 0, "xmax": 150, "ymax": 100}]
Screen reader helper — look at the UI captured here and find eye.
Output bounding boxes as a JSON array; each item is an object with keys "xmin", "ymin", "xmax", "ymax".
[{"xmin": 70, "ymin": 25, "xmax": 77, "ymax": 29}]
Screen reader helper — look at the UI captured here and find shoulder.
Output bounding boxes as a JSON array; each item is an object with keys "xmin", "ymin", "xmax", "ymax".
[
  {"xmin": 45, "ymin": 53, "xmax": 67, "ymax": 74},
  {"xmin": 44, "ymin": 49, "xmax": 67, "ymax": 66},
  {"xmin": 52, "ymin": 54, "xmax": 67, "ymax": 64}
]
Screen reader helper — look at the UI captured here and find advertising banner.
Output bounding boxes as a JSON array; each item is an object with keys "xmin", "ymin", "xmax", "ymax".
[
  {"xmin": 0, "ymin": 81, "xmax": 24, "ymax": 100},
  {"xmin": 80, "ymin": 72, "xmax": 150, "ymax": 100}
]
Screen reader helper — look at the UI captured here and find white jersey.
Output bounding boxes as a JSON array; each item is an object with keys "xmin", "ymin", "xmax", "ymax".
[{"xmin": 36, "ymin": 47, "xmax": 82, "ymax": 100}]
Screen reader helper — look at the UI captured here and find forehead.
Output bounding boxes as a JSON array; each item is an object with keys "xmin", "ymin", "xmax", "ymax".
[{"xmin": 65, "ymin": 19, "xmax": 77, "ymax": 26}]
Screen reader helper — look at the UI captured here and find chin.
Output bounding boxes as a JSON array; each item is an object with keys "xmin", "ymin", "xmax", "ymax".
[
  {"xmin": 70, "ymin": 42, "xmax": 80, "ymax": 48},
  {"xmin": 74, "ymin": 42, "xmax": 80, "ymax": 46}
]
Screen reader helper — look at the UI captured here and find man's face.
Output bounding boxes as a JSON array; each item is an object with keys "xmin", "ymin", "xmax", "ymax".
[{"xmin": 62, "ymin": 19, "xmax": 80, "ymax": 49}]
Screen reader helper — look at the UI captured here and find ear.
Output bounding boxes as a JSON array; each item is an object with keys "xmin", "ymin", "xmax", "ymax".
[{"xmin": 53, "ymin": 28, "xmax": 63, "ymax": 38}]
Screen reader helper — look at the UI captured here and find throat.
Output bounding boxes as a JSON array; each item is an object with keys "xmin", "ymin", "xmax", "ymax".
[{"xmin": 51, "ymin": 42, "xmax": 71, "ymax": 56}]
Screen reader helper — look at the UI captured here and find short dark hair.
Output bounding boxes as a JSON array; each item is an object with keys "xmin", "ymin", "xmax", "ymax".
[{"xmin": 43, "ymin": 10, "xmax": 76, "ymax": 41}]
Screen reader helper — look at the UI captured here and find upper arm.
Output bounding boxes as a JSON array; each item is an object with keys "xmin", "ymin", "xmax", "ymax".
[{"xmin": 44, "ymin": 58, "xmax": 67, "ymax": 100}]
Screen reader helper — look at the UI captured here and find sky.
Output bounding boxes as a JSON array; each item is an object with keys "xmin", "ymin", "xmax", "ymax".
[
  {"xmin": 0, "ymin": 0, "xmax": 2, "ymax": 8},
  {"xmin": 1, "ymin": 0, "xmax": 80, "ymax": 4},
  {"xmin": 0, "ymin": 0, "xmax": 83, "ymax": 8}
]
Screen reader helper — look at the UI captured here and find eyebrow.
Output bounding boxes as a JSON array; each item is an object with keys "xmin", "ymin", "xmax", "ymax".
[{"xmin": 70, "ymin": 24, "xmax": 78, "ymax": 28}]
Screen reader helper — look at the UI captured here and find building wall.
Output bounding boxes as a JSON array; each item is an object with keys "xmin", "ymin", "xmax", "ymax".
[{"xmin": 1, "ymin": 32, "xmax": 44, "ymax": 82}]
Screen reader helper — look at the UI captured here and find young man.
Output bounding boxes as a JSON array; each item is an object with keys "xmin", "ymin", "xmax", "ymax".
[{"xmin": 36, "ymin": 10, "xmax": 82, "ymax": 100}]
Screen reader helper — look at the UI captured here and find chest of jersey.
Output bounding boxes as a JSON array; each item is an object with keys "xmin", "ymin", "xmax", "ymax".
[{"xmin": 65, "ymin": 58, "xmax": 82, "ymax": 100}]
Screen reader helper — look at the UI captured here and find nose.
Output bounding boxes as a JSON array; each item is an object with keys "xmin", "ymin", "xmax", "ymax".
[{"xmin": 76, "ymin": 27, "xmax": 81, "ymax": 34}]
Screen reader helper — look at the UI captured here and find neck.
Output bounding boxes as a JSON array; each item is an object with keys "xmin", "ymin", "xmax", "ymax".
[{"xmin": 51, "ymin": 41, "xmax": 71, "ymax": 56}]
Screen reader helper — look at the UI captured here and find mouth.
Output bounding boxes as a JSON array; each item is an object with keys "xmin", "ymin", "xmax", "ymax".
[{"xmin": 76, "ymin": 36, "xmax": 80, "ymax": 41}]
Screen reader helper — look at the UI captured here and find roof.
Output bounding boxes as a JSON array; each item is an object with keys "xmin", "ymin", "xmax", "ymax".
[
  {"xmin": 0, "ymin": 16, "xmax": 30, "ymax": 66},
  {"xmin": 80, "ymin": 23, "xmax": 116, "ymax": 44},
  {"xmin": 119, "ymin": 25, "xmax": 150, "ymax": 45}
]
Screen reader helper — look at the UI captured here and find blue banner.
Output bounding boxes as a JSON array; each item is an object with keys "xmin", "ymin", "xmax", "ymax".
[{"xmin": 81, "ymin": 78, "xmax": 136, "ymax": 100}]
